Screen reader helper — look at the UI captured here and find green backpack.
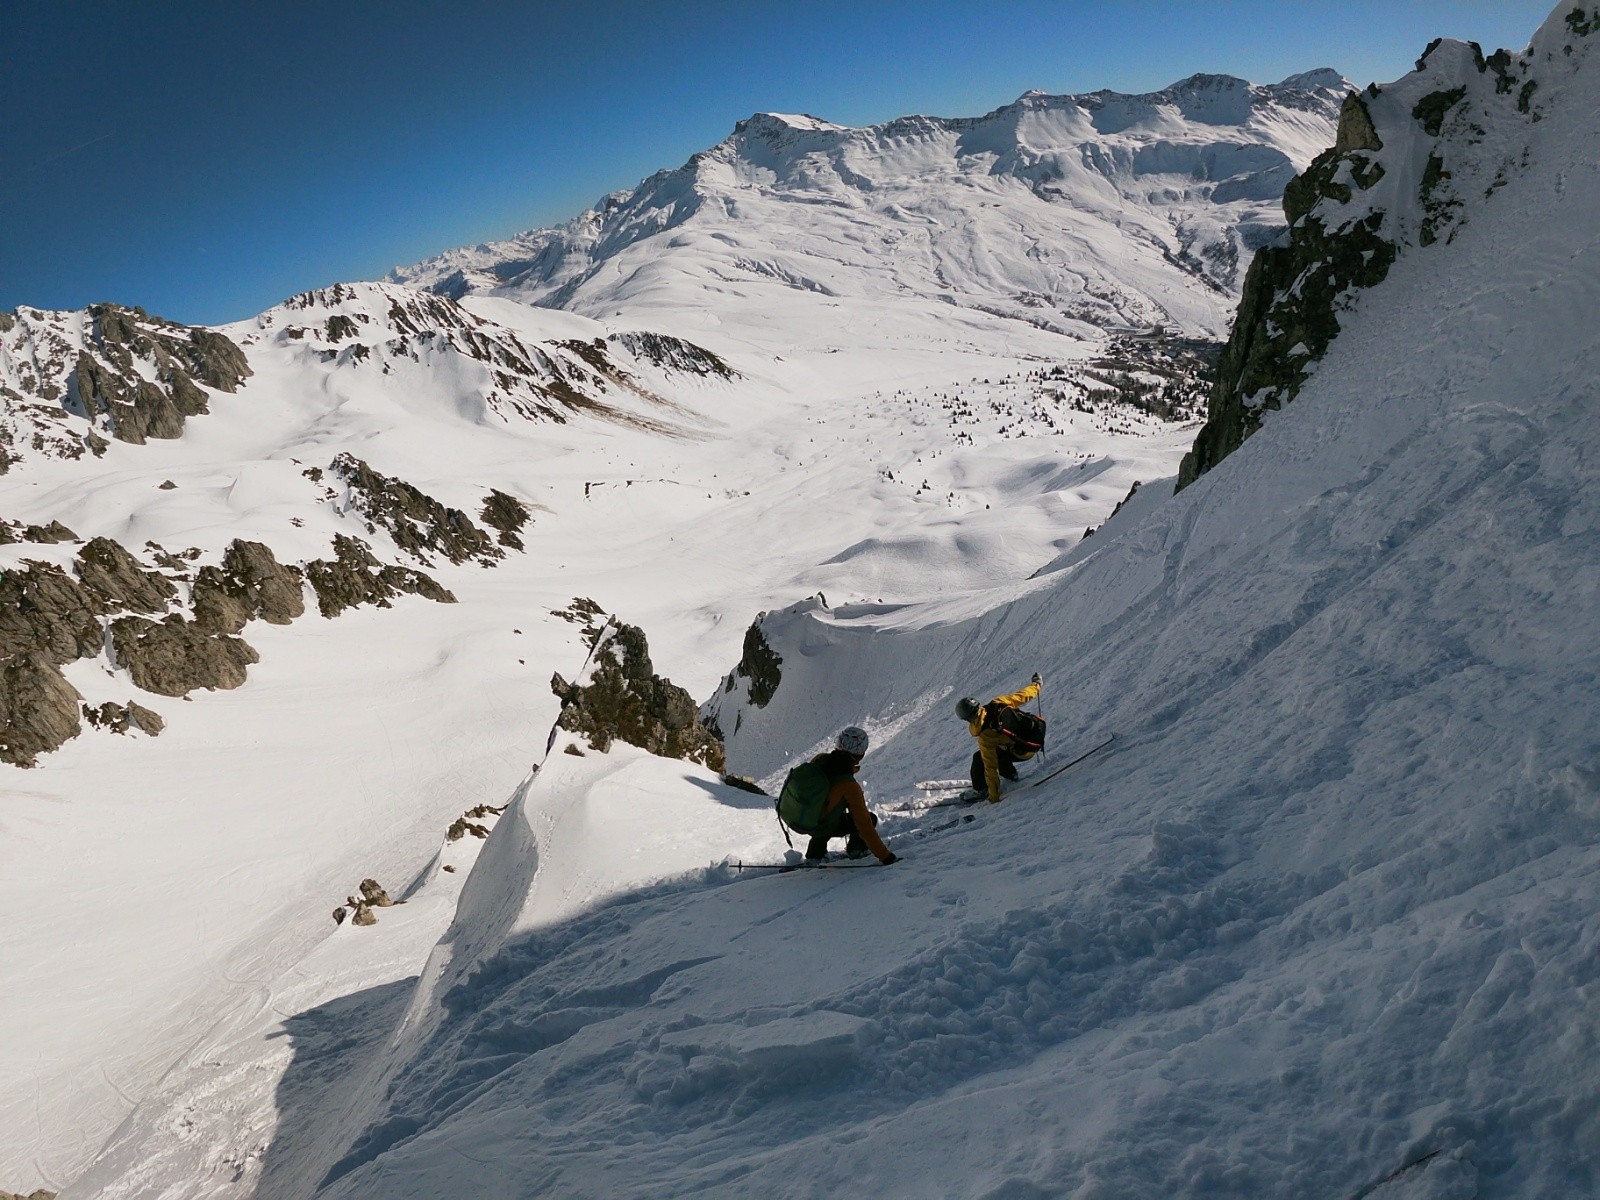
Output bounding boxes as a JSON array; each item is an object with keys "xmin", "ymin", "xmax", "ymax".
[{"xmin": 776, "ymin": 760, "xmax": 837, "ymax": 833}]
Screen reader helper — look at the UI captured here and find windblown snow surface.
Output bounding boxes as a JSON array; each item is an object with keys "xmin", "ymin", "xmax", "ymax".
[{"xmin": 8, "ymin": 11, "xmax": 1600, "ymax": 1199}]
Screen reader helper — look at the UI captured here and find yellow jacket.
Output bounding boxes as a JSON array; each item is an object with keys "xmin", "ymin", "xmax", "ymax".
[{"xmin": 968, "ymin": 680, "xmax": 1041, "ymax": 802}]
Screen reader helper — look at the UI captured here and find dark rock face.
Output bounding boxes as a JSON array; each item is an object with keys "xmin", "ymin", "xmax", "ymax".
[
  {"xmin": 735, "ymin": 621, "xmax": 783, "ymax": 708},
  {"xmin": 551, "ymin": 596, "xmax": 607, "ymax": 644},
  {"xmin": 69, "ymin": 305, "xmax": 251, "ymax": 446},
  {"xmin": 358, "ymin": 878, "xmax": 393, "ymax": 907},
  {"xmin": 447, "ymin": 816, "xmax": 490, "ymax": 841},
  {"xmin": 0, "ymin": 652, "xmax": 84, "ymax": 767},
  {"xmin": 446, "ymin": 801, "xmax": 505, "ymax": 841},
  {"xmin": 75, "ymin": 537, "xmax": 178, "ymax": 613},
  {"xmin": 304, "ymin": 534, "xmax": 456, "ymax": 618},
  {"xmin": 552, "ymin": 620, "xmax": 725, "ymax": 771},
  {"xmin": 607, "ymin": 331, "xmax": 737, "ymax": 380},
  {"xmin": 192, "ymin": 540, "xmax": 305, "ymax": 634},
  {"xmin": 329, "ymin": 453, "xmax": 501, "ymax": 566},
  {"xmin": 1, "ymin": 303, "xmax": 250, "ymax": 470},
  {"xmin": 480, "ymin": 489, "xmax": 531, "ymax": 550},
  {"xmin": 1179, "ymin": 28, "xmax": 1577, "ymax": 489},
  {"xmin": 109, "ymin": 614, "xmax": 259, "ymax": 697},
  {"xmin": 22, "ymin": 520, "xmax": 77, "ymax": 544},
  {"xmin": 82, "ymin": 700, "xmax": 165, "ymax": 736},
  {"xmin": 0, "ymin": 561, "xmax": 105, "ymax": 665},
  {"xmin": 1177, "ymin": 92, "xmax": 1396, "ymax": 490},
  {"xmin": 703, "ymin": 615, "xmax": 785, "ymax": 741}
]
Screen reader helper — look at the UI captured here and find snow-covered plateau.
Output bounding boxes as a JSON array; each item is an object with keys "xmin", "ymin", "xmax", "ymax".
[{"xmin": 2, "ymin": 6, "xmax": 1598, "ymax": 1196}]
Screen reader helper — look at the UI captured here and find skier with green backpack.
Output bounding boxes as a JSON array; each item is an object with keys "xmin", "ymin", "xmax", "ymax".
[{"xmin": 775, "ymin": 727, "xmax": 898, "ymax": 864}]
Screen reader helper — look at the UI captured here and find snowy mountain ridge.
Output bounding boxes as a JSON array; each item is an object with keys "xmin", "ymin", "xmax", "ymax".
[{"xmin": 390, "ymin": 70, "xmax": 1350, "ymax": 342}]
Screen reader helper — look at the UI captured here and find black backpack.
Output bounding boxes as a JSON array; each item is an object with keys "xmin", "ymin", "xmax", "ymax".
[{"xmin": 987, "ymin": 703, "xmax": 1046, "ymax": 750}]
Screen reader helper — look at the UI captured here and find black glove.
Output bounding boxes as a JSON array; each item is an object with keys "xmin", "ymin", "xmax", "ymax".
[{"xmin": 880, "ymin": 852, "xmax": 900, "ymax": 866}]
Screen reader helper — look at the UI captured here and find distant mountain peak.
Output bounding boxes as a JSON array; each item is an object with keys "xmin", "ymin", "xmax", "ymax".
[
  {"xmin": 1276, "ymin": 67, "xmax": 1350, "ymax": 90},
  {"xmin": 734, "ymin": 111, "xmax": 850, "ymax": 135}
]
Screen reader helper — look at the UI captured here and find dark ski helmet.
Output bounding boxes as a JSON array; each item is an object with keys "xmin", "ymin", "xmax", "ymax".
[{"xmin": 955, "ymin": 696, "xmax": 980, "ymax": 721}]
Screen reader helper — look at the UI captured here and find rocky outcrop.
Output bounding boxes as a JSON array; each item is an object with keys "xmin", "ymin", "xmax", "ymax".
[
  {"xmin": 446, "ymin": 802, "xmax": 506, "ymax": 841},
  {"xmin": 81, "ymin": 700, "xmax": 164, "ymax": 736},
  {"xmin": 71, "ymin": 305, "xmax": 250, "ymax": 446},
  {"xmin": 0, "ymin": 651, "xmax": 83, "ymax": 767},
  {"xmin": 607, "ymin": 331, "xmax": 736, "ymax": 380},
  {"xmin": 552, "ymin": 620, "xmax": 725, "ymax": 771},
  {"xmin": 702, "ymin": 615, "xmax": 785, "ymax": 742},
  {"xmin": 304, "ymin": 534, "xmax": 456, "ymax": 618},
  {"xmin": 328, "ymin": 453, "xmax": 502, "ymax": 566},
  {"xmin": 109, "ymin": 614, "xmax": 259, "ymax": 697},
  {"xmin": 1177, "ymin": 92, "xmax": 1396, "ymax": 489},
  {"xmin": 0, "ymin": 510, "xmax": 484, "ymax": 766},
  {"xmin": 91, "ymin": 305, "xmax": 248, "ymax": 439},
  {"xmin": 480, "ymin": 489, "xmax": 531, "ymax": 550},
  {"xmin": 0, "ymin": 561, "xmax": 105, "ymax": 666},
  {"xmin": 447, "ymin": 815, "xmax": 491, "ymax": 841},
  {"xmin": 0, "ymin": 1187, "xmax": 58, "ymax": 1199},
  {"xmin": 192, "ymin": 540, "xmax": 305, "ymax": 634},
  {"xmin": 1179, "ymin": 22, "xmax": 1587, "ymax": 489},
  {"xmin": 734, "ymin": 621, "xmax": 783, "ymax": 708},
  {"xmin": 1, "ymin": 302, "xmax": 249, "ymax": 471},
  {"xmin": 358, "ymin": 878, "xmax": 393, "ymax": 907},
  {"xmin": 0, "ymin": 519, "xmax": 78, "ymax": 544},
  {"xmin": 75, "ymin": 537, "xmax": 178, "ymax": 613},
  {"xmin": 0, "ymin": 555, "xmax": 164, "ymax": 764},
  {"xmin": 253, "ymin": 283, "xmax": 703, "ymax": 430},
  {"xmin": 551, "ymin": 596, "xmax": 608, "ymax": 644}
]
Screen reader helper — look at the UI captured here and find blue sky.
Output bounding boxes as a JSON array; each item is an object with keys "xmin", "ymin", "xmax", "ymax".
[{"xmin": 0, "ymin": 0, "xmax": 1556, "ymax": 325}]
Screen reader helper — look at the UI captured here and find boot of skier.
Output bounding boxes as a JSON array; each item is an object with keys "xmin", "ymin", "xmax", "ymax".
[
  {"xmin": 955, "ymin": 672, "xmax": 1044, "ymax": 803},
  {"xmin": 785, "ymin": 727, "xmax": 897, "ymax": 864}
]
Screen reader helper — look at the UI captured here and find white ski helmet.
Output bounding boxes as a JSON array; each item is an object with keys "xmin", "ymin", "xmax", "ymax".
[{"xmin": 836, "ymin": 726, "xmax": 870, "ymax": 757}]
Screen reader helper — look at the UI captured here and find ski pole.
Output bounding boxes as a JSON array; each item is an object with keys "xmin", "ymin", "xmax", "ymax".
[
  {"xmin": 1026, "ymin": 733, "xmax": 1115, "ymax": 790},
  {"xmin": 1034, "ymin": 672, "xmax": 1046, "ymax": 760}
]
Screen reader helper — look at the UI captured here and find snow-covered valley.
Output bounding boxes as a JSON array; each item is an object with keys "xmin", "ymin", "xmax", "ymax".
[{"xmin": 4, "ymin": 10, "xmax": 1599, "ymax": 1196}]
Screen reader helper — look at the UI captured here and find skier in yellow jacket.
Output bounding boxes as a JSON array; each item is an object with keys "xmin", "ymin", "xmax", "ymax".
[{"xmin": 955, "ymin": 673, "xmax": 1043, "ymax": 802}]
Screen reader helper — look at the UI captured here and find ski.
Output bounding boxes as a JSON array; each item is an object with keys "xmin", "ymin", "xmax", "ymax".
[
  {"xmin": 732, "ymin": 857, "xmax": 880, "ymax": 873},
  {"xmin": 905, "ymin": 812, "xmax": 977, "ymax": 839},
  {"xmin": 914, "ymin": 778, "xmax": 971, "ymax": 792},
  {"xmin": 917, "ymin": 789, "xmax": 984, "ymax": 808}
]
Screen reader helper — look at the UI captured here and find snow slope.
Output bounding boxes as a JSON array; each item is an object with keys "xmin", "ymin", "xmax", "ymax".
[{"xmin": 161, "ymin": 8, "xmax": 1600, "ymax": 1198}]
